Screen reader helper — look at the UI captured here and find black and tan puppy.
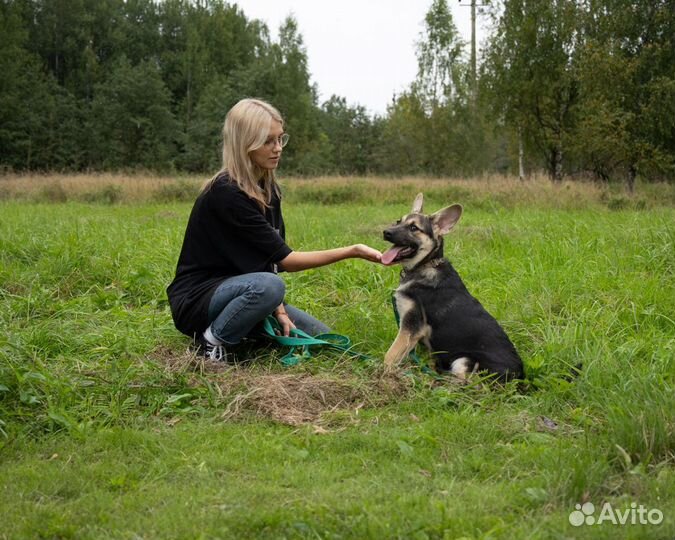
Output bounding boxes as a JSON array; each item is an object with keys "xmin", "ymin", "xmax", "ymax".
[{"xmin": 382, "ymin": 193, "xmax": 524, "ymax": 381}]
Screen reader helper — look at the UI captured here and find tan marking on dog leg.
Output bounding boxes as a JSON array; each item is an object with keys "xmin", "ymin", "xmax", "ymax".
[
  {"xmin": 387, "ymin": 295, "xmax": 426, "ymax": 370},
  {"xmin": 384, "ymin": 328, "xmax": 419, "ymax": 369}
]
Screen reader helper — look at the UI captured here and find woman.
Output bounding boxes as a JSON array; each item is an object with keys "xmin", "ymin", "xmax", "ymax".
[{"xmin": 167, "ymin": 98, "xmax": 382, "ymax": 361}]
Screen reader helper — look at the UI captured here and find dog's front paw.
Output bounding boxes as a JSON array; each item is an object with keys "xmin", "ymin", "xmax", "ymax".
[
  {"xmin": 376, "ymin": 360, "xmax": 405, "ymax": 383},
  {"xmin": 383, "ymin": 353, "xmax": 401, "ymax": 372}
]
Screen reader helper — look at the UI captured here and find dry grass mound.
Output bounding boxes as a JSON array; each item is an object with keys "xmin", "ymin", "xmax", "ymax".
[{"xmin": 153, "ymin": 347, "xmax": 414, "ymax": 426}]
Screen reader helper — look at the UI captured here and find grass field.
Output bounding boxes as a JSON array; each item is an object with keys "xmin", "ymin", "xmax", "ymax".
[{"xmin": 0, "ymin": 175, "xmax": 674, "ymax": 539}]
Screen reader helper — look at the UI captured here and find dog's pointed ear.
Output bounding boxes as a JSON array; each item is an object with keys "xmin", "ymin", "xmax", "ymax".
[
  {"xmin": 411, "ymin": 193, "xmax": 424, "ymax": 214},
  {"xmin": 431, "ymin": 204, "xmax": 463, "ymax": 235}
]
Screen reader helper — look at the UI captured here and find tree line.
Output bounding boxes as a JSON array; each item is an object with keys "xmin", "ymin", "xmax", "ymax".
[{"xmin": 1, "ymin": 0, "xmax": 674, "ymax": 187}]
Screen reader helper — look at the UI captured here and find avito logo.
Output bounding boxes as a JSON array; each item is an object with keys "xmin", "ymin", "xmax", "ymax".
[{"xmin": 569, "ymin": 502, "xmax": 664, "ymax": 527}]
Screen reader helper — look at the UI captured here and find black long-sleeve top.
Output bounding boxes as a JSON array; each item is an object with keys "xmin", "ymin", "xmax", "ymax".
[{"xmin": 167, "ymin": 173, "xmax": 292, "ymax": 336}]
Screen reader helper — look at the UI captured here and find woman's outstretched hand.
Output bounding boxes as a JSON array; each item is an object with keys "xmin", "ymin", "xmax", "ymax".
[
  {"xmin": 352, "ymin": 244, "xmax": 383, "ymax": 264},
  {"xmin": 279, "ymin": 244, "xmax": 383, "ymax": 272}
]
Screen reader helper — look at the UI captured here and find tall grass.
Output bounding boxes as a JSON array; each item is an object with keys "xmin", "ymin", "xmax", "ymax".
[
  {"xmin": 2, "ymin": 172, "xmax": 674, "ymax": 208},
  {"xmin": 0, "ymin": 176, "xmax": 673, "ymax": 538}
]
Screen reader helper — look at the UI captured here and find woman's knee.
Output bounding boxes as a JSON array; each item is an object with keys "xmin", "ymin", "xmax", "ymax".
[{"xmin": 249, "ymin": 272, "xmax": 285, "ymax": 308}]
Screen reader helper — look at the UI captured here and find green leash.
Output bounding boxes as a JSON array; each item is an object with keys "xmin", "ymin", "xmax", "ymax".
[
  {"xmin": 261, "ymin": 296, "xmax": 441, "ymax": 376},
  {"xmin": 262, "ymin": 316, "xmax": 372, "ymax": 366}
]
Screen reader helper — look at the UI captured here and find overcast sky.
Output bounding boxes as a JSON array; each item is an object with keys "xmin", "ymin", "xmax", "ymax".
[{"xmin": 235, "ymin": 0, "xmax": 487, "ymax": 116}]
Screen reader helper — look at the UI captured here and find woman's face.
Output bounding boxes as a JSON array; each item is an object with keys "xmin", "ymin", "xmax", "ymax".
[{"xmin": 249, "ymin": 120, "xmax": 284, "ymax": 171}]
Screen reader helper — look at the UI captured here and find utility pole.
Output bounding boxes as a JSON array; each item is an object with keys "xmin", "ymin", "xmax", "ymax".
[
  {"xmin": 458, "ymin": 0, "xmax": 487, "ymax": 90},
  {"xmin": 470, "ymin": 0, "xmax": 476, "ymax": 87}
]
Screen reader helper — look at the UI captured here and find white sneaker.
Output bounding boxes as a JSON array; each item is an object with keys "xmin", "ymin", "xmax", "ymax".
[{"xmin": 196, "ymin": 334, "xmax": 227, "ymax": 362}]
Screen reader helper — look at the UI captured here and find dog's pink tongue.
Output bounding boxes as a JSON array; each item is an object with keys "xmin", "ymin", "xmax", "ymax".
[{"xmin": 381, "ymin": 246, "xmax": 403, "ymax": 266}]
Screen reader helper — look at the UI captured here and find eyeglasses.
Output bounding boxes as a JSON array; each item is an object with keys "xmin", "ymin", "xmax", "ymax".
[{"xmin": 263, "ymin": 133, "xmax": 290, "ymax": 149}]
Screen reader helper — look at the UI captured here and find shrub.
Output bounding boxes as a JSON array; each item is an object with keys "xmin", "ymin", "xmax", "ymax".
[
  {"xmin": 38, "ymin": 183, "xmax": 69, "ymax": 203},
  {"xmin": 154, "ymin": 180, "xmax": 199, "ymax": 202},
  {"xmin": 81, "ymin": 184, "xmax": 123, "ymax": 204}
]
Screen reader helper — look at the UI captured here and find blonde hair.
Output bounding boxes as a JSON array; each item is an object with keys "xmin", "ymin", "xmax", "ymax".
[{"xmin": 205, "ymin": 98, "xmax": 283, "ymax": 207}]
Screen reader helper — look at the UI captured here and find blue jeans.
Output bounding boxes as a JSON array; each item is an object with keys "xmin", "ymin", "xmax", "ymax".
[{"xmin": 206, "ymin": 272, "xmax": 330, "ymax": 345}]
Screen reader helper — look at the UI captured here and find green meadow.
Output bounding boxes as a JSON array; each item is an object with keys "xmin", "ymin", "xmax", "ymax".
[{"xmin": 0, "ymin": 176, "xmax": 673, "ymax": 539}]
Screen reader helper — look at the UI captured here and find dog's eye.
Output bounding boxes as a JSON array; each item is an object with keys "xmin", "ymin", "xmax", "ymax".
[{"xmin": 408, "ymin": 224, "xmax": 419, "ymax": 232}]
